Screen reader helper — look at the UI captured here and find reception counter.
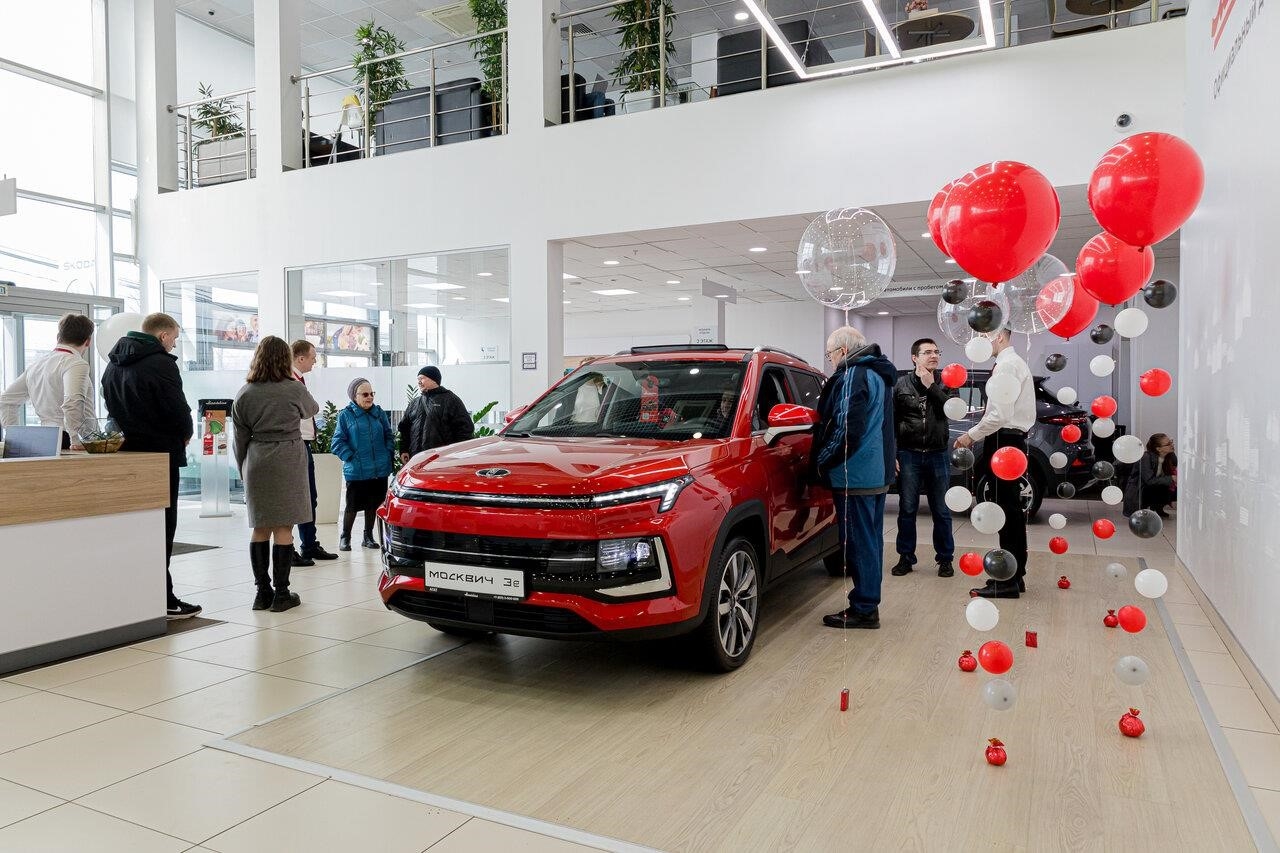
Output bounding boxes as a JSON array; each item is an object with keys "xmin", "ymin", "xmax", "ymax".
[{"xmin": 0, "ymin": 452, "xmax": 170, "ymax": 673}]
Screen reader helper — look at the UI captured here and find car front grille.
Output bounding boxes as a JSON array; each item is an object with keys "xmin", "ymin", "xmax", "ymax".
[{"xmin": 386, "ymin": 590, "xmax": 599, "ymax": 635}]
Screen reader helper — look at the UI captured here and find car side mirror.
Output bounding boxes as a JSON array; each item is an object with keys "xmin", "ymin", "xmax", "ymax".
[
  {"xmin": 764, "ymin": 404, "xmax": 818, "ymax": 445},
  {"xmin": 503, "ymin": 404, "xmax": 528, "ymax": 426}
]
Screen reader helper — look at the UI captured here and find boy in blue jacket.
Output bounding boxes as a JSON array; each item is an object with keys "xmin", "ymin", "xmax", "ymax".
[
  {"xmin": 813, "ymin": 327, "xmax": 898, "ymax": 629},
  {"xmin": 331, "ymin": 378, "xmax": 395, "ymax": 550}
]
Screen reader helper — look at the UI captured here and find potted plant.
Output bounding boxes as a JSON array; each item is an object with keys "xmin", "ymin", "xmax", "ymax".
[
  {"xmin": 610, "ymin": 0, "xmax": 676, "ymax": 112},
  {"xmin": 192, "ymin": 82, "xmax": 252, "ymax": 185},
  {"xmin": 468, "ymin": 0, "xmax": 507, "ymax": 133},
  {"xmin": 353, "ymin": 21, "xmax": 411, "ymax": 150},
  {"xmin": 311, "ymin": 401, "xmax": 343, "ymax": 525}
]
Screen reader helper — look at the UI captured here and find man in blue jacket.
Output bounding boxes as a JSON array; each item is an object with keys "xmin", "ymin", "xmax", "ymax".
[{"xmin": 813, "ymin": 326, "xmax": 898, "ymax": 629}]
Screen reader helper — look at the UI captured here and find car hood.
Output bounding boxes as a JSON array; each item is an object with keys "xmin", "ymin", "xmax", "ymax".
[{"xmin": 398, "ymin": 436, "xmax": 727, "ymax": 495}]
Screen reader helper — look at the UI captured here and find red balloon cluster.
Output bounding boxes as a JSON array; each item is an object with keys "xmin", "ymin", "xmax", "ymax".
[
  {"xmin": 1089, "ymin": 133, "xmax": 1205, "ymax": 248},
  {"xmin": 1091, "ymin": 395, "xmax": 1118, "ymax": 418},
  {"xmin": 977, "ymin": 640, "xmax": 1014, "ymax": 674},
  {"xmin": 990, "ymin": 446, "xmax": 1028, "ymax": 481},
  {"xmin": 1076, "ymin": 232, "xmax": 1155, "ymax": 306},
  {"xmin": 941, "ymin": 363, "xmax": 968, "ymax": 388},
  {"xmin": 1093, "ymin": 519, "xmax": 1116, "ymax": 539},
  {"xmin": 1140, "ymin": 368, "xmax": 1172, "ymax": 397},
  {"xmin": 1117, "ymin": 605, "xmax": 1147, "ymax": 633},
  {"xmin": 1048, "ymin": 275, "xmax": 1099, "ymax": 340},
  {"xmin": 1049, "ymin": 537, "xmax": 1069, "ymax": 555},
  {"xmin": 932, "ymin": 162, "xmax": 1061, "ymax": 284},
  {"xmin": 1060, "ymin": 424, "xmax": 1082, "ymax": 443},
  {"xmin": 959, "ymin": 552, "xmax": 984, "ymax": 576}
]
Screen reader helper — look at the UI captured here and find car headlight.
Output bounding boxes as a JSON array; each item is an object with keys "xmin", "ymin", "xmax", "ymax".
[
  {"xmin": 597, "ymin": 538, "xmax": 659, "ymax": 576},
  {"xmin": 590, "ymin": 475, "xmax": 693, "ymax": 513}
]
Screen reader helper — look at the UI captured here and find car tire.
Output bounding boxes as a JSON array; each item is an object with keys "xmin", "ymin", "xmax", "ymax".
[
  {"xmin": 425, "ymin": 621, "xmax": 494, "ymax": 640},
  {"xmin": 824, "ymin": 551, "xmax": 846, "ymax": 577},
  {"xmin": 692, "ymin": 536, "xmax": 761, "ymax": 672},
  {"xmin": 975, "ymin": 470, "xmax": 1044, "ymax": 522}
]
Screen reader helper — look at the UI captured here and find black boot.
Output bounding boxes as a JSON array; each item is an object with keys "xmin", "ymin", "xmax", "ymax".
[
  {"xmin": 270, "ymin": 544, "xmax": 302, "ymax": 612},
  {"xmin": 890, "ymin": 555, "xmax": 914, "ymax": 576},
  {"xmin": 361, "ymin": 532, "xmax": 379, "ymax": 549},
  {"xmin": 250, "ymin": 541, "xmax": 273, "ymax": 610}
]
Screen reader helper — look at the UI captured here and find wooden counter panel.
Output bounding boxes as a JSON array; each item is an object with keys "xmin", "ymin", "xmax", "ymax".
[{"xmin": 0, "ymin": 453, "xmax": 170, "ymax": 526}]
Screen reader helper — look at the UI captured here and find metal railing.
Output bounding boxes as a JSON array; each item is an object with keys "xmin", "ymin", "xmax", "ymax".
[
  {"xmin": 170, "ymin": 89, "xmax": 256, "ymax": 190},
  {"xmin": 295, "ymin": 28, "xmax": 508, "ymax": 167},
  {"xmin": 554, "ymin": 0, "xmax": 1178, "ymax": 123}
]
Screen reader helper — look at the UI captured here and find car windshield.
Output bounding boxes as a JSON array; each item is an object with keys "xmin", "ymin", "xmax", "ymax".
[{"xmin": 507, "ymin": 360, "xmax": 746, "ymax": 441}]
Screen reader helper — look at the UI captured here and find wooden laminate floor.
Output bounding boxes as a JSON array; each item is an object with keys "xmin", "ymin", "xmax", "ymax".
[{"xmin": 233, "ymin": 550, "xmax": 1254, "ymax": 852}]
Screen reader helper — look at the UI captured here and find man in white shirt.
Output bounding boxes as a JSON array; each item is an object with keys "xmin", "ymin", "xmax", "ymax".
[
  {"xmin": 954, "ymin": 327, "xmax": 1035, "ymax": 599},
  {"xmin": 0, "ymin": 313, "xmax": 96, "ymax": 449},
  {"xmin": 291, "ymin": 340, "xmax": 338, "ymax": 565}
]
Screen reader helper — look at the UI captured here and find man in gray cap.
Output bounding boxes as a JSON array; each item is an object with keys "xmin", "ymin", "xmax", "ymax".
[{"xmin": 398, "ymin": 365, "xmax": 474, "ymax": 463}]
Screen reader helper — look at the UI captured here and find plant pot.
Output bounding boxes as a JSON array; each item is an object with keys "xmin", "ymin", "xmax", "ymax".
[
  {"xmin": 312, "ymin": 452, "xmax": 343, "ymax": 525},
  {"xmin": 194, "ymin": 134, "xmax": 257, "ymax": 186}
]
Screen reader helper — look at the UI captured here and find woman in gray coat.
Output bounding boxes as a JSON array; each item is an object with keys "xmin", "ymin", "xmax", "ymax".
[{"xmin": 232, "ymin": 336, "xmax": 320, "ymax": 612}]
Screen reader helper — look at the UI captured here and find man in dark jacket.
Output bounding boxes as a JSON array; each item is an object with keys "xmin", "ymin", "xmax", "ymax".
[
  {"xmin": 891, "ymin": 338, "xmax": 957, "ymax": 579},
  {"xmin": 101, "ymin": 312, "xmax": 201, "ymax": 619},
  {"xmin": 813, "ymin": 326, "xmax": 897, "ymax": 630},
  {"xmin": 398, "ymin": 365, "xmax": 474, "ymax": 462}
]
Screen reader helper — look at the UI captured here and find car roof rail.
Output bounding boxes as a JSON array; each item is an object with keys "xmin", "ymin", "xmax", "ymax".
[
  {"xmin": 618, "ymin": 344, "xmax": 732, "ymax": 355},
  {"xmin": 754, "ymin": 345, "xmax": 807, "ymax": 363}
]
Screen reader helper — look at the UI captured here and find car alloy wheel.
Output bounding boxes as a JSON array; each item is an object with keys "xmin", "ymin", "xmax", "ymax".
[{"xmin": 717, "ymin": 547, "xmax": 759, "ymax": 659}]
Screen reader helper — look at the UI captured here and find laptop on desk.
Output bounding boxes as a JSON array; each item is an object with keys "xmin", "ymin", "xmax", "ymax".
[{"xmin": 1, "ymin": 426, "xmax": 63, "ymax": 459}]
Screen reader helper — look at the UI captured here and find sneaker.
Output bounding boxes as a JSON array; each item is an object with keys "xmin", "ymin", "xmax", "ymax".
[
  {"xmin": 167, "ymin": 600, "xmax": 202, "ymax": 620},
  {"xmin": 292, "ymin": 550, "xmax": 315, "ymax": 568},
  {"xmin": 937, "ymin": 560, "xmax": 955, "ymax": 578},
  {"xmin": 338, "ymin": 535, "xmax": 351, "ymax": 552},
  {"xmin": 890, "ymin": 556, "xmax": 914, "ymax": 577},
  {"xmin": 303, "ymin": 544, "xmax": 339, "ymax": 561},
  {"xmin": 822, "ymin": 608, "xmax": 880, "ymax": 629}
]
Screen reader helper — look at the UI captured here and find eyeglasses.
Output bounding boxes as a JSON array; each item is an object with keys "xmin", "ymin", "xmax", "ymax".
[
  {"xmin": 358, "ymin": 392, "xmax": 375, "ymax": 398},
  {"xmin": 826, "ymin": 348, "xmax": 843, "ymax": 358},
  {"xmin": 918, "ymin": 349, "xmax": 942, "ymax": 357}
]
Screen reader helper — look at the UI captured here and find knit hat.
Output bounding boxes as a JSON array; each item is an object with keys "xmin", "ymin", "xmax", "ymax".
[
  {"xmin": 418, "ymin": 365, "xmax": 442, "ymax": 384},
  {"xmin": 347, "ymin": 377, "xmax": 370, "ymax": 401}
]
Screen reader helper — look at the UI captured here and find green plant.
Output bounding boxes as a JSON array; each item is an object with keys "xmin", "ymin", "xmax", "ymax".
[
  {"xmin": 313, "ymin": 401, "xmax": 339, "ymax": 453},
  {"xmin": 352, "ymin": 20, "xmax": 410, "ymax": 139},
  {"xmin": 468, "ymin": 0, "xmax": 507, "ymax": 129},
  {"xmin": 610, "ymin": 0, "xmax": 676, "ymax": 95},
  {"xmin": 473, "ymin": 400, "xmax": 499, "ymax": 437},
  {"xmin": 406, "ymin": 383, "xmax": 419, "ymax": 406},
  {"xmin": 193, "ymin": 82, "xmax": 244, "ymax": 139}
]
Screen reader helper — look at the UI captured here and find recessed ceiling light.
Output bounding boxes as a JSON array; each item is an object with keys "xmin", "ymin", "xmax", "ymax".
[
  {"xmin": 689, "ymin": 368, "xmax": 700, "ymax": 375},
  {"xmin": 592, "ymin": 288, "xmax": 636, "ymax": 296},
  {"xmin": 369, "ymin": 281, "xmax": 384, "ymax": 287},
  {"xmin": 877, "ymin": 310, "xmax": 890, "ymax": 315},
  {"xmin": 944, "ymin": 258, "xmax": 957, "ymax": 264},
  {"xmin": 364, "ymin": 301, "xmax": 379, "ymax": 307},
  {"xmin": 735, "ymin": 10, "xmax": 750, "ymax": 20},
  {"xmin": 714, "ymin": 294, "xmax": 730, "ymax": 298},
  {"xmin": 563, "ymin": 273, "xmax": 579, "ymax": 280},
  {"xmin": 405, "ymin": 302, "xmax": 442, "ymax": 308},
  {"xmin": 414, "ymin": 282, "xmax": 465, "ymax": 290},
  {"xmin": 563, "ymin": 300, "xmax": 572, "ymax": 304},
  {"xmin": 477, "ymin": 272, "xmax": 493, "ymax": 277},
  {"xmin": 317, "ymin": 290, "xmax": 363, "ymax": 298},
  {"xmin": 666, "ymin": 279, "xmax": 681, "ymax": 285},
  {"xmin": 677, "ymin": 296, "xmax": 691, "ymax": 301},
  {"xmin": 748, "ymin": 247, "xmax": 768, "ymax": 253},
  {"xmin": 492, "ymin": 297, "xmax": 510, "ymax": 303},
  {"xmin": 602, "ymin": 260, "xmax": 620, "ymax": 266},
  {"xmin": 451, "ymin": 296, "xmax": 467, "ymax": 301}
]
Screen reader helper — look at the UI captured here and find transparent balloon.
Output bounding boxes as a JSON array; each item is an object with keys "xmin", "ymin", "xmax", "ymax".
[
  {"xmin": 796, "ymin": 208, "xmax": 897, "ymax": 310},
  {"xmin": 971, "ymin": 502, "xmax": 1007, "ymax": 535},
  {"xmin": 966, "ymin": 597, "xmax": 1000, "ymax": 631},
  {"xmin": 982, "ymin": 678, "xmax": 1018, "ymax": 711},
  {"xmin": 1000, "ymin": 255, "xmax": 1071, "ymax": 335},
  {"xmin": 1114, "ymin": 655, "xmax": 1151, "ymax": 686},
  {"xmin": 1134, "ymin": 568, "xmax": 1169, "ymax": 598},
  {"xmin": 937, "ymin": 281, "xmax": 1009, "ymax": 346}
]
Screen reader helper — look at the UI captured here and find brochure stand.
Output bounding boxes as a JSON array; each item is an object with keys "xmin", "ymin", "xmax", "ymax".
[{"xmin": 199, "ymin": 398, "xmax": 233, "ymax": 518}]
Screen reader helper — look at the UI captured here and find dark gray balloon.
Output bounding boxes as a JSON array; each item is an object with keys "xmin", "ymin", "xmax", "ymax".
[
  {"xmin": 1092, "ymin": 461, "xmax": 1115, "ymax": 481},
  {"xmin": 951, "ymin": 447, "xmax": 976, "ymax": 471},
  {"xmin": 1090, "ymin": 324, "xmax": 1115, "ymax": 345},
  {"xmin": 1128, "ymin": 509, "xmax": 1164, "ymax": 539},
  {"xmin": 943, "ymin": 279, "xmax": 968, "ymax": 305},
  {"xmin": 1045, "ymin": 353, "xmax": 1067, "ymax": 372},
  {"xmin": 1057, "ymin": 482, "xmax": 1077, "ymax": 499},
  {"xmin": 1143, "ymin": 279, "xmax": 1178, "ymax": 309},
  {"xmin": 967, "ymin": 300, "xmax": 1003, "ymax": 333},
  {"xmin": 983, "ymin": 548, "xmax": 1018, "ymax": 581}
]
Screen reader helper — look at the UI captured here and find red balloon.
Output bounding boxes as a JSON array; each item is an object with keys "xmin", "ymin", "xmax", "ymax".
[
  {"xmin": 1140, "ymin": 368, "xmax": 1172, "ymax": 396},
  {"xmin": 940, "ymin": 162, "xmax": 1061, "ymax": 284},
  {"xmin": 927, "ymin": 181, "xmax": 956, "ymax": 256},
  {"xmin": 1060, "ymin": 424, "xmax": 1082, "ymax": 443},
  {"xmin": 1089, "ymin": 132, "xmax": 1205, "ymax": 248},
  {"xmin": 1093, "ymin": 519, "xmax": 1116, "ymax": 539},
  {"xmin": 959, "ymin": 552, "xmax": 984, "ymax": 576},
  {"xmin": 1049, "ymin": 536, "xmax": 1069, "ymax": 555},
  {"xmin": 990, "ymin": 446, "xmax": 1028, "ymax": 481},
  {"xmin": 941, "ymin": 363, "xmax": 968, "ymax": 388},
  {"xmin": 1077, "ymin": 232, "xmax": 1155, "ymax": 306},
  {"xmin": 1091, "ymin": 395, "xmax": 1118, "ymax": 418},
  {"xmin": 977, "ymin": 640, "xmax": 1014, "ymax": 675},
  {"xmin": 1117, "ymin": 605, "xmax": 1147, "ymax": 633},
  {"xmin": 1049, "ymin": 274, "xmax": 1099, "ymax": 339}
]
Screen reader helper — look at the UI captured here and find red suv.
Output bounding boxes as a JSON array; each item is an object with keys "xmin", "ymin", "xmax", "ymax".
[{"xmin": 378, "ymin": 345, "xmax": 839, "ymax": 670}]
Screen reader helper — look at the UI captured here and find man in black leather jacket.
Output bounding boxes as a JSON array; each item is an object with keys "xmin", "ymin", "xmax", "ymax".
[
  {"xmin": 891, "ymin": 338, "xmax": 957, "ymax": 578},
  {"xmin": 398, "ymin": 365, "xmax": 474, "ymax": 462}
]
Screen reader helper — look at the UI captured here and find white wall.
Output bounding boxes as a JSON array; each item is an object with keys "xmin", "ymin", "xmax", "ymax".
[{"xmin": 1180, "ymin": 0, "xmax": 1280, "ymax": 693}]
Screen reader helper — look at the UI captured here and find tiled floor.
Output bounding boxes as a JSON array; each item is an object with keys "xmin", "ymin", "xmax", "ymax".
[{"xmin": 0, "ymin": 498, "xmax": 1275, "ymax": 851}]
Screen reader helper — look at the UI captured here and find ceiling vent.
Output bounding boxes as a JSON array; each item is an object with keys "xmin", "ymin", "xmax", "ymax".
[{"xmin": 418, "ymin": 2, "xmax": 477, "ymax": 36}]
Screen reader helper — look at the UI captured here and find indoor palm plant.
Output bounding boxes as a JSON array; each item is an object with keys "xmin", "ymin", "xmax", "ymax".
[
  {"xmin": 192, "ymin": 82, "xmax": 249, "ymax": 185},
  {"xmin": 352, "ymin": 21, "xmax": 411, "ymax": 143},
  {"xmin": 468, "ymin": 0, "xmax": 507, "ymax": 131},
  {"xmin": 610, "ymin": 0, "xmax": 676, "ymax": 102}
]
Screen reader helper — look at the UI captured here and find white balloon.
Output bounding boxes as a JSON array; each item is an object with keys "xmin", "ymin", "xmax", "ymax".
[
  {"xmin": 1101, "ymin": 485, "xmax": 1124, "ymax": 505},
  {"xmin": 1056, "ymin": 386, "xmax": 1078, "ymax": 405},
  {"xmin": 1134, "ymin": 568, "xmax": 1169, "ymax": 599},
  {"xmin": 965, "ymin": 336, "xmax": 994, "ymax": 363},
  {"xmin": 1114, "ymin": 307, "xmax": 1150, "ymax": 339},
  {"xmin": 981, "ymin": 677, "xmax": 1018, "ymax": 711},
  {"xmin": 1106, "ymin": 561, "xmax": 1128, "ymax": 580},
  {"xmin": 1113, "ymin": 434, "xmax": 1144, "ymax": 464},
  {"xmin": 965, "ymin": 597, "xmax": 1000, "ymax": 632},
  {"xmin": 1049, "ymin": 513, "xmax": 1067, "ymax": 530},
  {"xmin": 1092, "ymin": 417, "xmax": 1116, "ymax": 438},
  {"xmin": 971, "ymin": 501, "xmax": 1007, "ymax": 535},
  {"xmin": 945, "ymin": 486, "xmax": 974, "ymax": 513},
  {"xmin": 1049, "ymin": 451, "xmax": 1068, "ymax": 470},
  {"xmin": 95, "ymin": 312, "xmax": 145, "ymax": 361},
  {"xmin": 1090, "ymin": 355, "xmax": 1116, "ymax": 377},
  {"xmin": 943, "ymin": 396, "xmax": 969, "ymax": 421},
  {"xmin": 1115, "ymin": 655, "xmax": 1151, "ymax": 686},
  {"xmin": 986, "ymin": 373, "xmax": 1019, "ymax": 405}
]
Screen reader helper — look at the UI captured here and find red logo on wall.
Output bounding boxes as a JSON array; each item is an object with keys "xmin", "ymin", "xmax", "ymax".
[{"xmin": 1210, "ymin": 0, "xmax": 1238, "ymax": 48}]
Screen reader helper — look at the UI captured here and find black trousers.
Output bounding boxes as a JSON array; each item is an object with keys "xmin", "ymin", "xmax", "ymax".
[
  {"xmin": 984, "ymin": 429, "xmax": 1029, "ymax": 584},
  {"xmin": 1143, "ymin": 484, "xmax": 1174, "ymax": 511},
  {"xmin": 165, "ymin": 460, "xmax": 179, "ymax": 604}
]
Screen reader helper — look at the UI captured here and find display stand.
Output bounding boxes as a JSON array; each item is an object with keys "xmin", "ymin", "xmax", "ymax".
[{"xmin": 199, "ymin": 398, "xmax": 233, "ymax": 518}]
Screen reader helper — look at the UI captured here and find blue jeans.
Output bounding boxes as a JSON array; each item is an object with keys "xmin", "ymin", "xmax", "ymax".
[
  {"xmin": 297, "ymin": 441, "xmax": 318, "ymax": 550},
  {"xmin": 895, "ymin": 449, "xmax": 955, "ymax": 564},
  {"xmin": 834, "ymin": 491, "xmax": 886, "ymax": 615}
]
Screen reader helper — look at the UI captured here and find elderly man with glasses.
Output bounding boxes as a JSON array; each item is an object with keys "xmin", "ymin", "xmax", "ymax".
[{"xmin": 890, "ymin": 338, "xmax": 959, "ymax": 579}]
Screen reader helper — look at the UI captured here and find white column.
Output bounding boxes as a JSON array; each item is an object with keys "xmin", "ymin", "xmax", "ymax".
[
  {"xmin": 507, "ymin": 0, "xmax": 560, "ymax": 131},
  {"xmin": 509, "ymin": 235, "xmax": 564, "ymax": 405},
  {"xmin": 254, "ymin": 0, "xmax": 302, "ymax": 173},
  {"xmin": 133, "ymin": 0, "xmax": 176, "ymax": 194}
]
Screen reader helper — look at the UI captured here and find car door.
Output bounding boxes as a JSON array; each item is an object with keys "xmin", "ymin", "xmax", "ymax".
[
  {"xmin": 749, "ymin": 365, "xmax": 811, "ymax": 565},
  {"xmin": 786, "ymin": 368, "xmax": 836, "ymax": 540}
]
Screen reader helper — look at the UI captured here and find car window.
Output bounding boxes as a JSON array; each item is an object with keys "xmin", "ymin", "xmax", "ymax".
[
  {"xmin": 789, "ymin": 371, "xmax": 823, "ymax": 409},
  {"xmin": 753, "ymin": 367, "xmax": 793, "ymax": 430}
]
